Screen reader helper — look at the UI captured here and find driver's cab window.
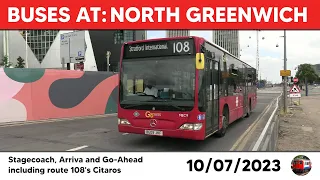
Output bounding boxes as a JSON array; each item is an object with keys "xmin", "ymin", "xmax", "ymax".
[
  {"xmin": 122, "ymin": 74, "xmax": 145, "ymax": 95},
  {"xmin": 121, "ymin": 57, "xmax": 195, "ymax": 101},
  {"xmin": 123, "ymin": 73, "xmax": 160, "ymax": 98},
  {"xmin": 123, "ymin": 71, "xmax": 194, "ymax": 99},
  {"xmin": 143, "ymin": 79, "xmax": 158, "ymax": 97}
]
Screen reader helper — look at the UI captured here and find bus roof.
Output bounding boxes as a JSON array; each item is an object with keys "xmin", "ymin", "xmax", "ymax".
[
  {"xmin": 124, "ymin": 36, "xmax": 194, "ymax": 45},
  {"xmin": 124, "ymin": 36, "xmax": 255, "ymax": 69}
]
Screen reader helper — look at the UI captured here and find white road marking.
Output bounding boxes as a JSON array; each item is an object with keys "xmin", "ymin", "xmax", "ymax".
[
  {"xmin": 252, "ymin": 94, "xmax": 282, "ymax": 151},
  {"xmin": 230, "ymin": 96, "xmax": 277, "ymax": 151},
  {"xmin": 66, "ymin": 145, "xmax": 88, "ymax": 151},
  {"xmin": 122, "ymin": 133, "xmax": 129, "ymax": 135},
  {"xmin": 0, "ymin": 113, "xmax": 117, "ymax": 128}
]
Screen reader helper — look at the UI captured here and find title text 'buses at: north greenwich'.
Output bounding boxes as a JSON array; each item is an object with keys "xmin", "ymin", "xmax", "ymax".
[{"xmin": 117, "ymin": 36, "xmax": 257, "ymax": 140}]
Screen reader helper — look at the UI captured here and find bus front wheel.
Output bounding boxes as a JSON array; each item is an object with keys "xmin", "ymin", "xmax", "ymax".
[{"xmin": 216, "ymin": 108, "xmax": 229, "ymax": 137}]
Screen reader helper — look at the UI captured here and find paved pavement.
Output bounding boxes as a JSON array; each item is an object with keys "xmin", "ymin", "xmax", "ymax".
[
  {"xmin": 278, "ymin": 95, "xmax": 320, "ymax": 151},
  {"xmin": 0, "ymin": 91, "xmax": 280, "ymax": 152}
]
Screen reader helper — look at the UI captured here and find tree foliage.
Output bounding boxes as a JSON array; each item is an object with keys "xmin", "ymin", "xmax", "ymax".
[
  {"xmin": 15, "ymin": 56, "xmax": 25, "ymax": 68},
  {"xmin": 0, "ymin": 55, "xmax": 13, "ymax": 68},
  {"xmin": 294, "ymin": 155, "xmax": 309, "ymax": 160},
  {"xmin": 295, "ymin": 63, "xmax": 319, "ymax": 84},
  {"xmin": 259, "ymin": 79, "xmax": 267, "ymax": 84}
]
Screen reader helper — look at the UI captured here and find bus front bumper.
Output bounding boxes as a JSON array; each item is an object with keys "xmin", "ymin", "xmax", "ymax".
[{"xmin": 118, "ymin": 125, "xmax": 205, "ymax": 140}]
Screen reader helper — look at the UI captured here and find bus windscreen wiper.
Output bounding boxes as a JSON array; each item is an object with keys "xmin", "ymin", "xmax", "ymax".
[
  {"xmin": 123, "ymin": 104, "xmax": 145, "ymax": 109},
  {"xmin": 146, "ymin": 100, "xmax": 185, "ymax": 111}
]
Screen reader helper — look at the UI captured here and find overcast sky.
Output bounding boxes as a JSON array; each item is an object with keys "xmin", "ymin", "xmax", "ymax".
[{"xmin": 146, "ymin": 30, "xmax": 320, "ymax": 83}]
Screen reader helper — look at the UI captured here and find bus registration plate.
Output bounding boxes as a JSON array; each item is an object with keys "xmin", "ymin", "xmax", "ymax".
[{"xmin": 145, "ymin": 130, "xmax": 163, "ymax": 136}]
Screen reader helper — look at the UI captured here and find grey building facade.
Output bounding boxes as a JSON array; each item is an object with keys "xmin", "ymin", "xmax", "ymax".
[
  {"xmin": 166, "ymin": 30, "xmax": 190, "ymax": 38},
  {"xmin": 88, "ymin": 30, "xmax": 146, "ymax": 71},
  {"xmin": 212, "ymin": 30, "xmax": 240, "ymax": 58}
]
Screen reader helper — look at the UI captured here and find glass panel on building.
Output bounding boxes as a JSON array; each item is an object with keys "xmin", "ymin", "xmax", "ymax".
[{"xmin": 19, "ymin": 30, "xmax": 59, "ymax": 63}]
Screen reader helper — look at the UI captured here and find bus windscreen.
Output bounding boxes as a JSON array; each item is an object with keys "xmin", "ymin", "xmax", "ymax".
[
  {"xmin": 119, "ymin": 55, "xmax": 196, "ymax": 111},
  {"xmin": 119, "ymin": 37, "xmax": 199, "ymax": 111}
]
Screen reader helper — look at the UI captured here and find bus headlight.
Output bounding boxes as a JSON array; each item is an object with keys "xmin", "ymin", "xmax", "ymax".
[
  {"xmin": 179, "ymin": 123, "xmax": 202, "ymax": 131},
  {"xmin": 118, "ymin": 118, "xmax": 131, "ymax": 125}
]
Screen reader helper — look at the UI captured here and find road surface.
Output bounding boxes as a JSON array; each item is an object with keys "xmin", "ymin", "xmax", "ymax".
[{"xmin": 0, "ymin": 90, "xmax": 280, "ymax": 152}]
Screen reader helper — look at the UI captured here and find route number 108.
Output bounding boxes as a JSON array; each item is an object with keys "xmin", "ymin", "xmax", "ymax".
[{"xmin": 173, "ymin": 41, "xmax": 190, "ymax": 53}]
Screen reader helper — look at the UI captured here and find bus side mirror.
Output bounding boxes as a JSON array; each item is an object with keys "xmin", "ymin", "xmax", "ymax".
[{"xmin": 196, "ymin": 53, "xmax": 204, "ymax": 70}]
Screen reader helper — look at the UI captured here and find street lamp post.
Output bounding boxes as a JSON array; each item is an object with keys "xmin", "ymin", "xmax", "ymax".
[
  {"xmin": 248, "ymin": 31, "xmax": 264, "ymax": 87},
  {"xmin": 243, "ymin": 31, "xmax": 266, "ymax": 87},
  {"xmin": 25, "ymin": 30, "xmax": 29, "ymax": 68},
  {"xmin": 283, "ymin": 30, "xmax": 288, "ymax": 113},
  {"xmin": 106, "ymin": 51, "xmax": 111, "ymax": 72},
  {"xmin": 276, "ymin": 31, "xmax": 288, "ymax": 113},
  {"xmin": 256, "ymin": 30, "xmax": 260, "ymax": 82},
  {"xmin": 3, "ymin": 30, "xmax": 10, "ymax": 65}
]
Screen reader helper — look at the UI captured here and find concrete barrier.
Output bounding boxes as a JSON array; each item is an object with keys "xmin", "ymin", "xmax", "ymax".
[{"xmin": 0, "ymin": 68, "xmax": 119, "ymax": 123}]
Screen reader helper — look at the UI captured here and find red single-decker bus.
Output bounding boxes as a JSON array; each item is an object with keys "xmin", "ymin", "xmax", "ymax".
[{"xmin": 117, "ymin": 36, "xmax": 257, "ymax": 140}]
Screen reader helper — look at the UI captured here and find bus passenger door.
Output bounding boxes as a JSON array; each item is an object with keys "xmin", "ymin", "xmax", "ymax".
[
  {"xmin": 204, "ymin": 57, "xmax": 213, "ymax": 134},
  {"xmin": 204, "ymin": 57, "xmax": 220, "ymax": 136},
  {"xmin": 211, "ymin": 60, "xmax": 220, "ymax": 130}
]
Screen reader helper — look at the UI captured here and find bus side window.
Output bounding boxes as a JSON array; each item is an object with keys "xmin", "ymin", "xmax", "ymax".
[
  {"xmin": 252, "ymin": 69, "xmax": 257, "ymax": 86},
  {"xmin": 220, "ymin": 56, "xmax": 228, "ymax": 97},
  {"xmin": 206, "ymin": 58, "xmax": 212, "ymax": 100},
  {"xmin": 229, "ymin": 65, "xmax": 238, "ymax": 92},
  {"xmin": 227, "ymin": 64, "xmax": 233, "ymax": 95},
  {"xmin": 247, "ymin": 70, "xmax": 253, "ymax": 87}
]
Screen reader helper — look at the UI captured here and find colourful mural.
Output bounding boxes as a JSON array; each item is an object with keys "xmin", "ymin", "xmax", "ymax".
[{"xmin": 0, "ymin": 68, "xmax": 119, "ymax": 123}]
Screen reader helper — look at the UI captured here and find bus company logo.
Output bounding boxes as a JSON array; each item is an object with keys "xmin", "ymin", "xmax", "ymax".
[
  {"xmin": 145, "ymin": 111, "xmax": 161, "ymax": 118},
  {"xmin": 291, "ymin": 155, "xmax": 311, "ymax": 176},
  {"xmin": 150, "ymin": 119, "xmax": 157, "ymax": 127},
  {"xmin": 133, "ymin": 111, "xmax": 140, "ymax": 117}
]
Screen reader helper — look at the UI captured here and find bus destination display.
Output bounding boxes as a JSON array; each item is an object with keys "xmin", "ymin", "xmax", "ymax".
[{"xmin": 123, "ymin": 38, "xmax": 195, "ymax": 59}]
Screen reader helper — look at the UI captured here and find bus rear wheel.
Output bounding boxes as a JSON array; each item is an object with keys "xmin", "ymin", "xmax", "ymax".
[
  {"xmin": 216, "ymin": 109, "xmax": 229, "ymax": 137},
  {"xmin": 245, "ymin": 99, "xmax": 251, "ymax": 118}
]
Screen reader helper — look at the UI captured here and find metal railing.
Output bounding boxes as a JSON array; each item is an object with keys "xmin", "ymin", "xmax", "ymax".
[{"xmin": 251, "ymin": 92, "xmax": 283, "ymax": 151}]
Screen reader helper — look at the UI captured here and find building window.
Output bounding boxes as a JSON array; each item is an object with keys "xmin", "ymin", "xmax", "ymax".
[
  {"xmin": 114, "ymin": 30, "xmax": 124, "ymax": 44},
  {"xmin": 114, "ymin": 30, "xmax": 135, "ymax": 44},
  {"xmin": 124, "ymin": 30, "xmax": 134, "ymax": 42},
  {"xmin": 20, "ymin": 30, "xmax": 59, "ymax": 63}
]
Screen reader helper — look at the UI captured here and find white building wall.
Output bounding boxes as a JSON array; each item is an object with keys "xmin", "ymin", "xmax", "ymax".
[
  {"xmin": 39, "ymin": 30, "xmax": 70, "ymax": 69},
  {"xmin": 0, "ymin": 31, "xmax": 3, "ymax": 59},
  {"xmin": 0, "ymin": 30, "xmax": 40, "ymax": 68},
  {"xmin": 9, "ymin": 31, "xmax": 40, "ymax": 68},
  {"xmin": 82, "ymin": 31, "xmax": 98, "ymax": 71},
  {"xmin": 1, "ymin": 30, "xmax": 98, "ymax": 71}
]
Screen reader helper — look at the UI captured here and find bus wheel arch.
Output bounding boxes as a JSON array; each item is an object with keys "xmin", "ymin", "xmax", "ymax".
[{"xmin": 215, "ymin": 104, "xmax": 229, "ymax": 137}]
